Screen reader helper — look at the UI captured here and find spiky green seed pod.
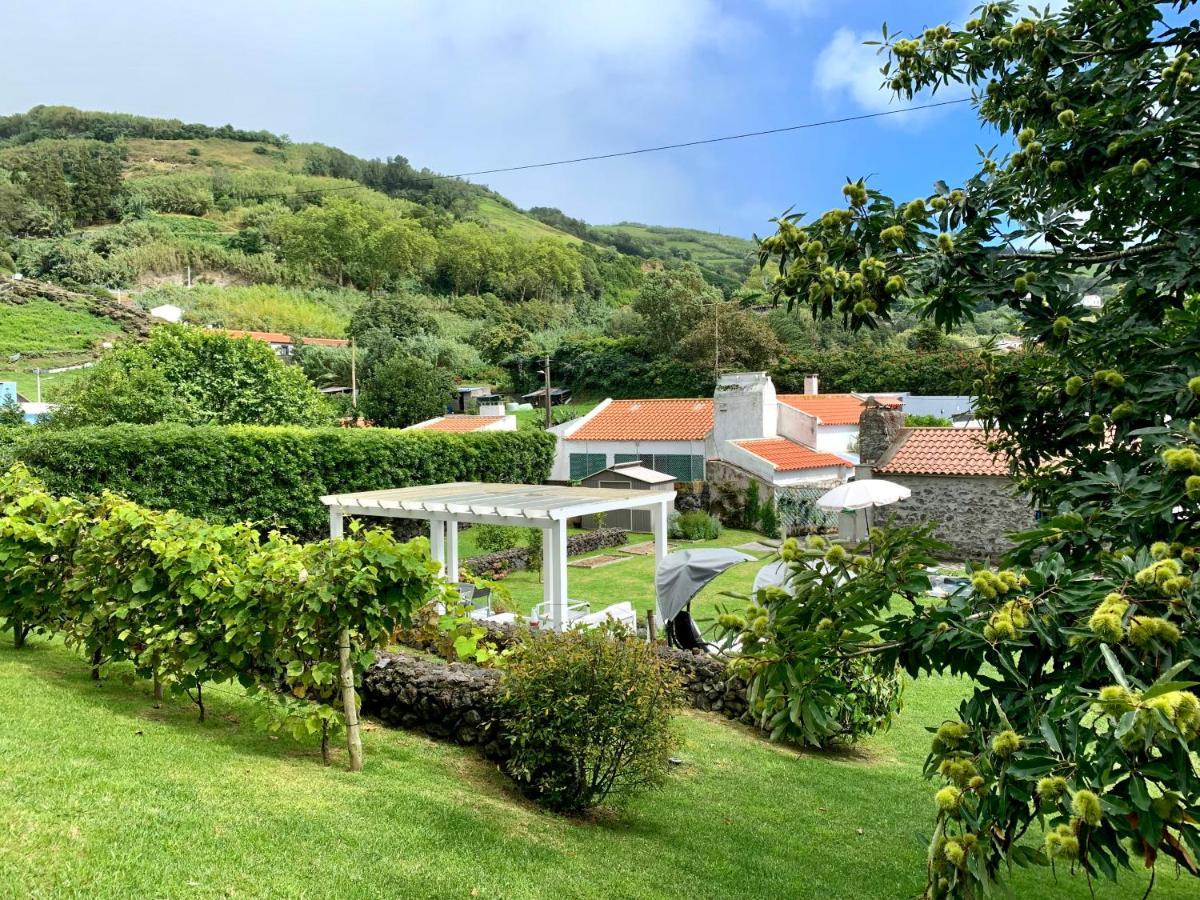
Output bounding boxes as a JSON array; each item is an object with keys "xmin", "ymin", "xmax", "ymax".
[
  {"xmin": 1057, "ymin": 109, "xmax": 1076, "ymax": 127},
  {"xmin": 1096, "ymin": 685, "xmax": 1138, "ymax": 717},
  {"xmin": 943, "ymin": 839, "xmax": 965, "ymax": 866},
  {"xmin": 1052, "ymin": 316, "xmax": 1071, "ymax": 336},
  {"xmin": 1037, "ymin": 776, "xmax": 1068, "ymax": 802},
  {"xmin": 930, "ymin": 196, "xmax": 948, "ymax": 210},
  {"xmin": 1011, "ymin": 19, "xmax": 1035, "ymax": 39},
  {"xmin": 1132, "ymin": 158, "xmax": 1151, "ymax": 176},
  {"xmin": 948, "ymin": 189, "xmax": 964, "ymax": 204},
  {"xmin": 1049, "ymin": 160, "xmax": 1068, "ymax": 174},
  {"xmin": 1128, "ymin": 615, "xmax": 1181, "ymax": 647},
  {"xmin": 880, "ymin": 225, "xmax": 906, "ymax": 244},
  {"xmin": 1072, "ymin": 790, "xmax": 1103, "ymax": 827},
  {"xmin": 1013, "ymin": 276, "xmax": 1029, "ymax": 293},
  {"xmin": 885, "ymin": 275, "xmax": 905, "ymax": 295},
  {"xmin": 804, "ymin": 534, "xmax": 827, "ymax": 550},
  {"xmin": 1188, "ymin": 375, "xmax": 1200, "ymax": 396},
  {"xmin": 934, "ymin": 786, "xmax": 961, "ymax": 812},
  {"xmin": 1111, "ymin": 401, "xmax": 1136, "ymax": 421},
  {"xmin": 991, "ymin": 730, "xmax": 1021, "ymax": 757},
  {"xmin": 904, "ymin": 198, "xmax": 926, "ymax": 219},
  {"xmin": 824, "ymin": 544, "xmax": 848, "ymax": 564},
  {"xmin": 1017, "ymin": 127, "xmax": 1036, "ymax": 148},
  {"xmin": 938, "ymin": 233, "xmax": 954, "ymax": 252},
  {"xmin": 1187, "ymin": 475, "xmax": 1200, "ymax": 500},
  {"xmin": 1065, "ymin": 376, "xmax": 1084, "ymax": 396},
  {"xmin": 1088, "ymin": 414, "xmax": 1105, "ymax": 434}
]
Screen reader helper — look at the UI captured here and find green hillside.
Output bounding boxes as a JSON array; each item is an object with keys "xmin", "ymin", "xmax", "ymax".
[{"xmin": 592, "ymin": 222, "xmax": 759, "ymax": 292}]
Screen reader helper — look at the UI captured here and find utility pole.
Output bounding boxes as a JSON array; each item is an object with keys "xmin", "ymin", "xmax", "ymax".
[
  {"xmin": 714, "ymin": 302, "xmax": 720, "ymax": 378},
  {"xmin": 543, "ymin": 354, "xmax": 552, "ymax": 429},
  {"xmin": 350, "ymin": 339, "xmax": 358, "ymax": 409},
  {"xmin": 35, "ymin": 368, "xmax": 42, "ymax": 404}
]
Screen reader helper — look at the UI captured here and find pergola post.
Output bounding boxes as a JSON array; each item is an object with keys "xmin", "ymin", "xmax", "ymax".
[
  {"xmin": 329, "ymin": 507, "xmax": 363, "ymax": 773},
  {"xmin": 546, "ymin": 519, "xmax": 569, "ymax": 631},
  {"xmin": 445, "ymin": 521, "xmax": 459, "ymax": 582},
  {"xmin": 429, "ymin": 517, "xmax": 446, "ymax": 577},
  {"xmin": 651, "ymin": 497, "xmax": 670, "ymax": 566}
]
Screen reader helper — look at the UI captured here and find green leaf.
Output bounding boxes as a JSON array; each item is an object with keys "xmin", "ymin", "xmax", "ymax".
[{"xmin": 1099, "ymin": 645, "xmax": 1129, "ymax": 689}]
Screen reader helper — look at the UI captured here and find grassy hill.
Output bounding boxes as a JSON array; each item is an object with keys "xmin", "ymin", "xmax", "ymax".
[{"xmin": 591, "ymin": 222, "xmax": 759, "ymax": 292}]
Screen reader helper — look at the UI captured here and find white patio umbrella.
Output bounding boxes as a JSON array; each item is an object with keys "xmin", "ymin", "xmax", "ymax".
[
  {"xmin": 817, "ymin": 478, "xmax": 912, "ymax": 540},
  {"xmin": 816, "ymin": 479, "xmax": 911, "ymax": 511}
]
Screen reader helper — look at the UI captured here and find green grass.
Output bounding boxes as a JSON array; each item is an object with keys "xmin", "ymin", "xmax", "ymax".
[
  {"xmin": 513, "ymin": 400, "xmax": 600, "ymax": 431},
  {"xmin": 474, "ymin": 526, "xmax": 766, "ymax": 624},
  {"xmin": 139, "ymin": 284, "xmax": 356, "ymax": 337},
  {"xmin": 0, "ymin": 300, "xmax": 121, "ymax": 357},
  {"xmin": 476, "ymin": 198, "xmax": 584, "ymax": 243},
  {"xmin": 1, "ymin": 637, "xmax": 1188, "ymax": 899},
  {"xmin": 593, "ymin": 222, "xmax": 758, "ymax": 290}
]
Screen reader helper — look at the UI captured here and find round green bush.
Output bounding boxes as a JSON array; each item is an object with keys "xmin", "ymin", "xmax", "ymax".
[{"xmin": 499, "ymin": 626, "xmax": 682, "ymax": 812}]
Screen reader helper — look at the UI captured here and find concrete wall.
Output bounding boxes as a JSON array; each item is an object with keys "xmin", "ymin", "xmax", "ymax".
[
  {"xmin": 713, "ymin": 372, "xmax": 777, "ymax": 445},
  {"xmin": 776, "ymin": 403, "xmax": 817, "ymax": 446},
  {"xmin": 813, "ymin": 424, "xmax": 857, "ymax": 455},
  {"xmin": 881, "ymin": 473, "xmax": 1037, "ymax": 561}
]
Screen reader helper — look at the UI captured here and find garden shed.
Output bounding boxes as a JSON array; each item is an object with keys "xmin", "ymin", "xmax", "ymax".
[{"xmin": 579, "ymin": 461, "xmax": 675, "ymax": 532}]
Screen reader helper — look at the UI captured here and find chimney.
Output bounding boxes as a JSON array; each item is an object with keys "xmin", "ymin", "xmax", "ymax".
[
  {"xmin": 803, "ymin": 373, "xmax": 820, "ymax": 395},
  {"xmin": 857, "ymin": 397, "xmax": 906, "ymax": 468},
  {"xmin": 713, "ymin": 372, "xmax": 777, "ymax": 444}
]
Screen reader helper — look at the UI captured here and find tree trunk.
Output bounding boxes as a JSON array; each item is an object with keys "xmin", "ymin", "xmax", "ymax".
[
  {"xmin": 13, "ymin": 620, "xmax": 27, "ymax": 650},
  {"xmin": 196, "ymin": 684, "xmax": 205, "ymax": 723},
  {"xmin": 339, "ymin": 628, "xmax": 363, "ymax": 772},
  {"xmin": 152, "ymin": 661, "xmax": 163, "ymax": 707},
  {"xmin": 90, "ymin": 647, "xmax": 102, "ymax": 681},
  {"xmin": 321, "ymin": 720, "xmax": 331, "ymax": 767}
]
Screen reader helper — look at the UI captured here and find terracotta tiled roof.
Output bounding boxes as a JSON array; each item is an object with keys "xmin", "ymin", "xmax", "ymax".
[
  {"xmin": 735, "ymin": 438, "xmax": 852, "ymax": 472},
  {"xmin": 223, "ymin": 329, "xmax": 349, "ymax": 347},
  {"xmin": 876, "ymin": 428, "xmax": 1009, "ymax": 477},
  {"xmin": 566, "ymin": 399, "xmax": 713, "ymax": 441},
  {"xmin": 777, "ymin": 394, "xmax": 876, "ymax": 425},
  {"xmin": 412, "ymin": 416, "xmax": 503, "ymax": 433}
]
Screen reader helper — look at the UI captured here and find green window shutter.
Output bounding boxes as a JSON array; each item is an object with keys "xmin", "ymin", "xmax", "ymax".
[
  {"xmin": 614, "ymin": 453, "xmax": 640, "ymax": 464},
  {"xmin": 570, "ymin": 453, "xmax": 608, "ymax": 480}
]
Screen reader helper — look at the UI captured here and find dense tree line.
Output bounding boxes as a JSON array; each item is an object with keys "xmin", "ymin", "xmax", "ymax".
[{"xmin": 0, "ymin": 105, "xmax": 285, "ymax": 147}]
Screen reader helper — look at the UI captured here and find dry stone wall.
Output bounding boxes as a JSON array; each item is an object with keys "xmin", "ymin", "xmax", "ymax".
[{"xmin": 882, "ymin": 473, "xmax": 1037, "ymax": 560}]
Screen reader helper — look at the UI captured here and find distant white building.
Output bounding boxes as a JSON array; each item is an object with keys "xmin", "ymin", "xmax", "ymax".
[
  {"xmin": 149, "ymin": 304, "xmax": 184, "ymax": 324},
  {"xmin": 547, "ymin": 373, "xmax": 902, "ymax": 488}
]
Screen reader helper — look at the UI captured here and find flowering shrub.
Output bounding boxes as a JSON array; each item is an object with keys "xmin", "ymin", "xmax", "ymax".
[
  {"xmin": 669, "ymin": 510, "xmax": 721, "ymax": 541},
  {"xmin": 499, "ymin": 625, "xmax": 682, "ymax": 811}
]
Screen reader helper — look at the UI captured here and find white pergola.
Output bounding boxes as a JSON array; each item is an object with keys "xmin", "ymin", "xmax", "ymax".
[{"xmin": 321, "ymin": 482, "xmax": 675, "ymax": 630}]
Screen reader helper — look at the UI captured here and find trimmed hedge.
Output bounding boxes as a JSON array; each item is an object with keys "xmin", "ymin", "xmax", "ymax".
[{"xmin": 0, "ymin": 425, "xmax": 556, "ymax": 539}]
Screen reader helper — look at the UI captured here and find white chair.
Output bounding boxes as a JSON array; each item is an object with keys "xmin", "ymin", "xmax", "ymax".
[
  {"xmin": 530, "ymin": 598, "xmax": 591, "ymax": 628},
  {"xmin": 570, "ymin": 601, "xmax": 638, "ymax": 633}
]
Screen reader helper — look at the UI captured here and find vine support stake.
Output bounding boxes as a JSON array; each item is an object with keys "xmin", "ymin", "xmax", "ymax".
[{"xmin": 330, "ymin": 507, "xmax": 363, "ymax": 772}]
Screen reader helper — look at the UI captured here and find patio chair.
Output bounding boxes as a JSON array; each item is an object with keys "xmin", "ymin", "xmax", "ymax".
[
  {"xmin": 570, "ymin": 601, "xmax": 637, "ymax": 633},
  {"xmin": 529, "ymin": 598, "xmax": 591, "ymax": 629}
]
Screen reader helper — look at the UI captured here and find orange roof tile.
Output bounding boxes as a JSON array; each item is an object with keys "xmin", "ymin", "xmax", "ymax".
[
  {"xmin": 223, "ymin": 329, "xmax": 349, "ymax": 347},
  {"xmin": 413, "ymin": 416, "xmax": 503, "ymax": 433},
  {"xmin": 876, "ymin": 428, "xmax": 1009, "ymax": 477},
  {"xmin": 566, "ymin": 399, "xmax": 713, "ymax": 441},
  {"xmin": 735, "ymin": 438, "xmax": 852, "ymax": 471},
  {"xmin": 777, "ymin": 393, "xmax": 867, "ymax": 425}
]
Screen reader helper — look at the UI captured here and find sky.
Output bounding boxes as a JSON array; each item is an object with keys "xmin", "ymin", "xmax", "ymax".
[{"xmin": 1, "ymin": 0, "xmax": 1004, "ymax": 238}]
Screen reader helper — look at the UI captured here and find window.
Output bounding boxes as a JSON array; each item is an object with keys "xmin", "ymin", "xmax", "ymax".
[
  {"xmin": 612, "ymin": 453, "xmax": 705, "ymax": 481},
  {"xmin": 569, "ymin": 453, "xmax": 608, "ymax": 480}
]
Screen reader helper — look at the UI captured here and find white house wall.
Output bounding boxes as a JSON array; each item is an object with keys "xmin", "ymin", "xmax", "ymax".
[
  {"xmin": 776, "ymin": 404, "xmax": 818, "ymax": 446},
  {"xmin": 547, "ymin": 399, "xmax": 613, "ymax": 480},
  {"xmin": 814, "ymin": 424, "xmax": 858, "ymax": 454}
]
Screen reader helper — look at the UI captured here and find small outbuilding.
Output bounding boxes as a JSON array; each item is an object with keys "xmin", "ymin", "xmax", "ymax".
[{"xmin": 579, "ymin": 461, "xmax": 675, "ymax": 532}]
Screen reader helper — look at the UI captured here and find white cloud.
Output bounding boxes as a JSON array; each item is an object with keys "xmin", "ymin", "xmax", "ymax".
[
  {"xmin": 814, "ymin": 28, "xmax": 893, "ymax": 113},
  {"xmin": 814, "ymin": 26, "xmax": 971, "ymax": 125}
]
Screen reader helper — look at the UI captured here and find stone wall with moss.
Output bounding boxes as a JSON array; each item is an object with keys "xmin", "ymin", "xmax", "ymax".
[{"xmin": 881, "ymin": 474, "xmax": 1036, "ymax": 561}]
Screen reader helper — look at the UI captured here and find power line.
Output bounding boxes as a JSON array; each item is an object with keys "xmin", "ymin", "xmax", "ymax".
[
  {"xmin": 219, "ymin": 98, "xmax": 974, "ymax": 202},
  {"xmin": 449, "ymin": 98, "xmax": 972, "ymax": 178}
]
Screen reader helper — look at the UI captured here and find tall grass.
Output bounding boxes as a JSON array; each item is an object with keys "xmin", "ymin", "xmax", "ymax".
[{"xmin": 139, "ymin": 284, "xmax": 356, "ymax": 336}]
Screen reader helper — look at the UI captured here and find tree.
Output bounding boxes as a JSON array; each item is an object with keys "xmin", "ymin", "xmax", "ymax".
[
  {"xmin": 631, "ymin": 263, "xmax": 720, "ymax": 349},
  {"xmin": 0, "ymin": 395, "xmax": 26, "ymax": 427},
  {"xmin": 757, "ymin": 2, "xmax": 1200, "ymax": 896},
  {"xmin": 52, "ymin": 325, "xmax": 330, "ymax": 428},
  {"xmin": 676, "ymin": 302, "xmax": 784, "ymax": 373},
  {"xmin": 359, "ymin": 353, "xmax": 452, "ymax": 428}
]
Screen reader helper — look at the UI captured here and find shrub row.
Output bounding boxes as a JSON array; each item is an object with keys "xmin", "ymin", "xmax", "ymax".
[
  {"xmin": 463, "ymin": 527, "xmax": 628, "ymax": 576},
  {"xmin": 0, "ymin": 464, "xmax": 439, "ymax": 767},
  {"xmin": 0, "ymin": 425, "xmax": 556, "ymax": 539}
]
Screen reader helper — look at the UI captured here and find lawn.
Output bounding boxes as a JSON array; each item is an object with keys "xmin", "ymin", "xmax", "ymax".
[
  {"xmin": 0, "ymin": 299, "xmax": 121, "ymax": 357},
  {"xmin": 0, "ymin": 637, "xmax": 1187, "ymax": 899}
]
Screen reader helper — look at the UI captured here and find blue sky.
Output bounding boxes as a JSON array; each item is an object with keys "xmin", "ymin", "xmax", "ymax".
[{"xmin": 2, "ymin": 0, "xmax": 1001, "ymax": 237}]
